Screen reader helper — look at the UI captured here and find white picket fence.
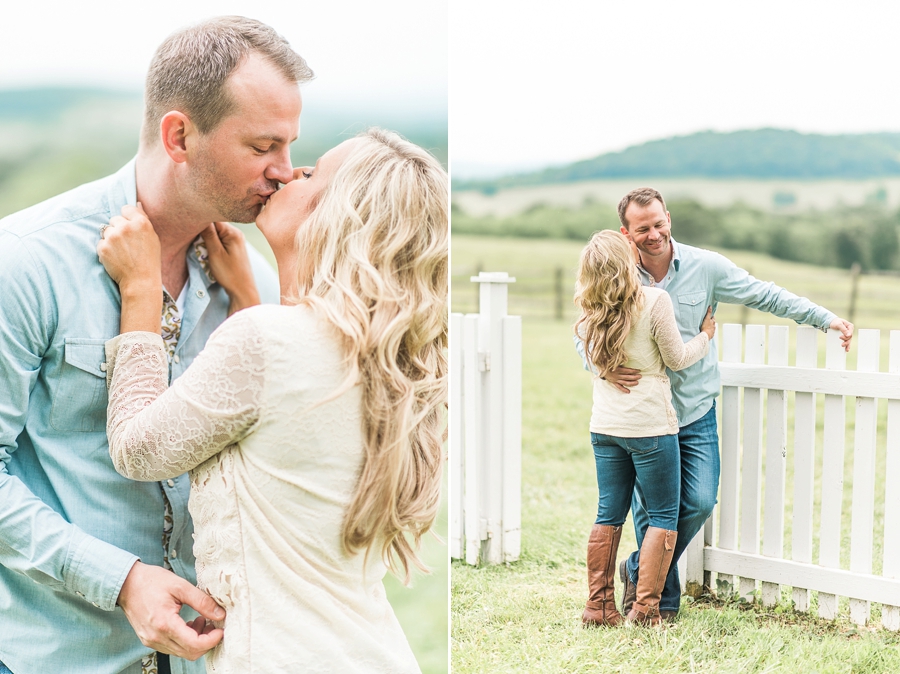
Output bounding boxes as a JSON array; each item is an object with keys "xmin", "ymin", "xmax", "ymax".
[
  {"xmin": 682, "ymin": 323, "xmax": 900, "ymax": 628},
  {"xmin": 450, "ymin": 272, "xmax": 522, "ymax": 565}
]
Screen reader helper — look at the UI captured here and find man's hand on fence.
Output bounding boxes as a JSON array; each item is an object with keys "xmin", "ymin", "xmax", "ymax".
[
  {"xmin": 604, "ymin": 366, "xmax": 641, "ymax": 393},
  {"xmin": 830, "ymin": 318, "xmax": 854, "ymax": 352}
]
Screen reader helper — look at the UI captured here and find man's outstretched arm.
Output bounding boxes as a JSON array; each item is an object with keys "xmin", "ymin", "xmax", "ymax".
[{"xmin": 713, "ymin": 253, "xmax": 854, "ymax": 351}]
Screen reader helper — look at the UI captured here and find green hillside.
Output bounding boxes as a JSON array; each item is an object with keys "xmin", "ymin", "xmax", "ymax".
[
  {"xmin": 0, "ymin": 87, "xmax": 447, "ymax": 219},
  {"xmin": 456, "ymin": 129, "xmax": 900, "ymax": 192}
]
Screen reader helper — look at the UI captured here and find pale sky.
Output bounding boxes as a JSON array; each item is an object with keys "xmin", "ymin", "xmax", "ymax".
[
  {"xmin": 0, "ymin": 0, "xmax": 447, "ymax": 114},
  {"xmin": 450, "ymin": 0, "xmax": 900, "ymax": 176}
]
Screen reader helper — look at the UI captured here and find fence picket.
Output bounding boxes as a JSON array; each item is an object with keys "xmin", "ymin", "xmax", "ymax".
[
  {"xmin": 849, "ymin": 330, "xmax": 879, "ymax": 625},
  {"xmin": 884, "ymin": 331, "xmax": 900, "ymax": 631},
  {"xmin": 462, "ymin": 315, "xmax": 481, "ymax": 565},
  {"xmin": 717, "ymin": 324, "xmax": 743, "ymax": 596},
  {"xmin": 791, "ymin": 327, "xmax": 818, "ymax": 611},
  {"xmin": 501, "ymin": 316, "xmax": 522, "ymax": 562},
  {"xmin": 818, "ymin": 330, "xmax": 847, "ymax": 620},
  {"xmin": 762, "ymin": 326, "xmax": 788, "ymax": 606},
  {"xmin": 450, "ymin": 314, "xmax": 463, "ymax": 560},
  {"xmin": 739, "ymin": 325, "xmax": 766, "ymax": 600}
]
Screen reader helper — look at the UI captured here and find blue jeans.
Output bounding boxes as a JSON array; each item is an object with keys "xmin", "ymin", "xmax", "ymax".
[
  {"xmin": 591, "ymin": 432, "xmax": 680, "ymax": 531},
  {"xmin": 626, "ymin": 402, "xmax": 719, "ymax": 613}
]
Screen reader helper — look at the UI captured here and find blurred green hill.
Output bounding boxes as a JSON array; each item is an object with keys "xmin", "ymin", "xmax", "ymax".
[
  {"xmin": 0, "ymin": 87, "xmax": 447, "ymax": 219},
  {"xmin": 456, "ymin": 129, "xmax": 900, "ymax": 192}
]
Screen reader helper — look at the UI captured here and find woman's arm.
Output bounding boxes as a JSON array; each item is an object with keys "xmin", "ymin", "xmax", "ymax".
[
  {"xmin": 105, "ymin": 312, "xmax": 266, "ymax": 481},
  {"xmin": 97, "ymin": 204, "xmax": 163, "ymax": 334},
  {"xmin": 650, "ymin": 292, "xmax": 714, "ymax": 371},
  {"xmin": 200, "ymin": 222, "xmax": 261, "ymax": 315}
]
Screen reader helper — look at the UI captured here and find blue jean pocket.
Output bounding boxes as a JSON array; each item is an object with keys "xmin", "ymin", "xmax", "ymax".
[{"xmin": 623, "ymin": 436, "xmax": 659, "ymax": 453}]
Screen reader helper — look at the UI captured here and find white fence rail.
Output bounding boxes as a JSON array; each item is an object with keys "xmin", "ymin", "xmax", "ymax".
[
  {"xmin": 450, "ymin": 272, "xmax": 522, "ymax": 565},
  {"xmin": 683, "ymin": 324, "xmax": 900, "ymax": 628}
]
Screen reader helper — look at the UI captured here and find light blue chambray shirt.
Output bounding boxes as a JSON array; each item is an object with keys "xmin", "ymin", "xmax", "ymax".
[
  {"xmin": 576, "ymin": 238, "xmax": 836, "ymax": 428},
  {"xmin": 0, "ymin": 160, "xmax": 279, "ymax": 674}
]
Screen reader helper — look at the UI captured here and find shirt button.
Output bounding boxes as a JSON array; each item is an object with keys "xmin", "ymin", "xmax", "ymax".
[
  {"xmin": 173, "ymin": 355, "xmax": 180, "ymax": 364},
  {"xmin": 167, "ymin": 479, "xmax": 175, "ymax": 487},
  {"xmin": 197, "ymin": 289, "xmax": 206, "ymax": 298},
  {"xmin": 171, "ymin": 550, "xmax": 178, "ymax": 559},
  {"xmin": 100, "ymin": 362, "xmax": 108, "ymax": 372},
  {"xmin": 92, "ymin": 602, "xmax": 100, "ymax": 608},
  {"xmin": 76, "ymin": 591, "xmax": 85, "ymax": 598}
]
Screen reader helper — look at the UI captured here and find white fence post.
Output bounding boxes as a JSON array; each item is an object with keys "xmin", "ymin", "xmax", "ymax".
[
  {"xmin": 716, "ymin": 323, "xmax": 743, "ymax": 597},
  {"xmin": 451, "ymin": 272, "xmax": 521, "ymax": 565},
  {"xmin": 819, "ymin": 330, "xmax": 846, "ymax": 620},
  {"xmin": 449, "ymin": 314, "xmax": 463, "ymax": 560},
  {"xmin": 739, "ymin": 325, "xmax": 765, "ymax": 601},
  {"xmin": 791, "ymin": 326, "xmax": 818, "ymax": 611},
  {"xmin": 849, "ymin": 330, "xmax": 879, "ymax": 625},
  {"xmin": 884, "ymin": 331, "xmax": 900, "ymax": 631},
  {"xmin": 761, "ymin": 325, "xmax": 788, "ymax": 606}
]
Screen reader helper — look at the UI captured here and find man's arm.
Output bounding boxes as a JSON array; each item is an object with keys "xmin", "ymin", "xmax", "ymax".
[
  {"xmin": 713, "ymin": 253, "xmax": 854, "ymax": 351},
  {"xmin": 572, "ymin": 333, "xmax": 641, "ymax": 392},
  {"xmin": 0, "ymin": 234, "xmax": 138, "ymax": 609}
]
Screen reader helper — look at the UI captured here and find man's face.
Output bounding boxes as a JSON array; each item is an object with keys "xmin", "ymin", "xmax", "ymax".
[
  {"xmin": 189, "ymin": 53, "xmax": 302, "ymax": 223},
  {"xmin": 620, "ymin": 199, "xmax": 672, "ymax": 262}
]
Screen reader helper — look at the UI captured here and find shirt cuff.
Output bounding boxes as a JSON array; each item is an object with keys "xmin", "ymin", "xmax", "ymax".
[{"xmin": 64, "ymin": 527, "xmax": 139, "ymax": 611}]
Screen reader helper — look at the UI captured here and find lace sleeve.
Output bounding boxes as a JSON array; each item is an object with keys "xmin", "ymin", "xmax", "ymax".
[
  {"xmin": 105, "ymin": 312, "xmax": 266, "ymax": 481},
  {"xmin": 649, "ymin": 292, "xmax": 709, "ymax": 371}
]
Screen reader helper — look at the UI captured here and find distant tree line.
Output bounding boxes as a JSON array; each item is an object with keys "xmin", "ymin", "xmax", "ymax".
[
  {"xmin": 455, "ymin": 129, "xmax": 900, "ymax": 193},
  {"xmin": 452, "ymin": 199, "xmax": 900, "ymax": 271}
]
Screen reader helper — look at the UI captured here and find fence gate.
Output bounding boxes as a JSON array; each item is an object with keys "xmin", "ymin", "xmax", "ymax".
[
  {"xmin": 450, "ymin": 272, "xmax": 522, "ymax": 565},
  {"xmin": 682, "ymin": 324, "xmax": 900, "ymax": 629}
]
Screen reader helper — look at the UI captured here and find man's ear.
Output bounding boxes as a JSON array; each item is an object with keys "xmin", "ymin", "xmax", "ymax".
[
  {"xmin": 619, "ymin": 225, "xmax": 632, "ymax": 241},
  {"xmin": 159, "ymin": 111, "xmax": 194, "ymax": 164}
]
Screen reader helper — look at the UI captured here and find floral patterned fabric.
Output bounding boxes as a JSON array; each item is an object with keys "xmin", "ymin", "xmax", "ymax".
[{"xmin": 141, "ymin": 238, "xmax": 212, "ymax": 674}]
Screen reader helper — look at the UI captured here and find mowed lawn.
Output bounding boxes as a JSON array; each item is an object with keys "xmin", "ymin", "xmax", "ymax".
[{"xmin": 451, "ymin": 235, "xmax": 900, "ymax": 673}]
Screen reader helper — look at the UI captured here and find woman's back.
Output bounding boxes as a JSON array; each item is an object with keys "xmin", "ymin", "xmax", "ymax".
[
  {"xmin": 589, "ymin": 286, "xmax": 707, "ymax": 438},
  {"xmin": 186, "ymin": 304, "xmax": 420, "ymax": 673}
]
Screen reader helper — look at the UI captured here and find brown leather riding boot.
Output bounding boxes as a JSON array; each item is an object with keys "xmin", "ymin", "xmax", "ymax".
[
  {"xmin": 582, "ymin": 524, "xmax": 624, "ymax": 627},
  {"xmin": 626, "ymin": 526, "xmax": 677, "ymax": 626}
]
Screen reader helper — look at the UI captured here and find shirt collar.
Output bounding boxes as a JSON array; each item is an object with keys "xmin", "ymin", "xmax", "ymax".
[
  {"xmin": 636, "ymin": 237, "xmax": 680, "ymax": 284},
  {"xmin": 110, "ymin": 158, "xmax": 215, "ymax": 288}
]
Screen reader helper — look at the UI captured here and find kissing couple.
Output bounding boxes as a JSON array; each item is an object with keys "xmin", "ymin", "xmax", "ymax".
[{"xmin": 0, "ymin": 16, "xmax": 447, "ymax": 674}]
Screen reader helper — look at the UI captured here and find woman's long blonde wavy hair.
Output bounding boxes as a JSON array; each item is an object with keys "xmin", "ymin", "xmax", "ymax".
[
  {"xmin": 292, "ymin": 128, "xmax": 447, "ymax": 583},
  {"xmin": 574, "ymin": 230, "xmax": 644, "ymax": 377}
]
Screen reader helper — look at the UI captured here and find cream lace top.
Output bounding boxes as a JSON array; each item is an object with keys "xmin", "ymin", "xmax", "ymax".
[
  {"xmin": 105, "ymin": 304, "xmax": 420, "ymax": 674},
  {"xmin": 589, "ymin": 286, "xmax": 709, "ymax": 437}
]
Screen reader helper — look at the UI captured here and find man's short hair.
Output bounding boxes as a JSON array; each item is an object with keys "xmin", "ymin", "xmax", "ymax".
[
  {"xmin": 142, "ymin": 16, "xmax": 314, "ymax": 146},
  {"xmin": 617, "ymin": 187, "xmax": 667, "ymax": 229}
]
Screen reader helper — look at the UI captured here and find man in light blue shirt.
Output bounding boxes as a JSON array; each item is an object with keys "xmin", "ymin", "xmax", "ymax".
[
  {"xmin": 578, "ymin": 187, "xmax": 853, "ymax": 621},
  {"xmin": 0, "ymin": 17, "xmax": 311, "ymax": 674}
]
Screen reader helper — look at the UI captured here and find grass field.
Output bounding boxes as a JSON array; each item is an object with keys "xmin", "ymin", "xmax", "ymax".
[{"xmin": 451, "ymin": 235, "xmax": 900, "ymax": 673}]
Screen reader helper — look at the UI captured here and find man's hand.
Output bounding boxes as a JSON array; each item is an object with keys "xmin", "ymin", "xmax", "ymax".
[
  {"xmin": 604, "ymin": 366, "xmax": 641, "ymax": 394},
  {"xmin": 200, "ymin": 222, "xmax": 260, "ymax": 314},
  {"xmin": 830, "ymin": 317, "xmax": 854, "ymax": 352},
  {"xmin": 118, "ymin": 561, "xmax": 225, "ymax": 661}
]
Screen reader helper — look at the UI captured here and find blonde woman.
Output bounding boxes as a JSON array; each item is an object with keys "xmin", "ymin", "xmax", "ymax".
[
  {"xmin": 574, "ymin": 230, "xmax": 714, "ymax": 627},
  {"xmin": 97, "ymin": 129, "xmax": 446, "ymax": 673}
]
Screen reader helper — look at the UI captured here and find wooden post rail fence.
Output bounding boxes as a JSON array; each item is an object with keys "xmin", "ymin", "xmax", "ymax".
[
  {"xmin": 450, "ymin": 272, "xmax": 522, "ymax": 565},
  {"xmin": 682, "ymin": 324, "xmax": 900, "ymax": 629}
]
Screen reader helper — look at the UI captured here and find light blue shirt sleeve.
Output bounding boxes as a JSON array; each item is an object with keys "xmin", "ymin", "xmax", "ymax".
[
  {"xmin": 0, "ymin": 234, "xmax": 138, "ymax": 611},
  {"xmin": 710, "ymin": 252, "xmax": 836, "ymax": 330}
]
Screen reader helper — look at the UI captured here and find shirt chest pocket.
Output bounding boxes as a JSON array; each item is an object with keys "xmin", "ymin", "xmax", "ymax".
[
  {"xmin": 50, "ymin": 339, "xmax": 109, "ymax": 433},
  {"xmin": 676, "ymin": 291, "xmax": 708, "ymax": 331}
]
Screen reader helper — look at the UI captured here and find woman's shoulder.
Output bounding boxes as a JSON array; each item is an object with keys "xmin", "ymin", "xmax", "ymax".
[{"xmin": 640, "ymin": 285, "xmax": 670, "ymax": 309}]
